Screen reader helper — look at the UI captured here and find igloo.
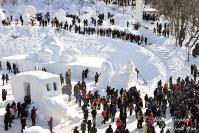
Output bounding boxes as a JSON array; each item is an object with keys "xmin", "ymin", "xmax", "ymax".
[
  {"xmin": 41, "ymin": 36, "xmax": 63, "ymax": 61},
  {"xmin": 98, "ymin": 61, "xmax": 113, "ymax": 88},
  {"xmin": 37, "ymin": 47, "xmax": 53, "ymax": 62}
]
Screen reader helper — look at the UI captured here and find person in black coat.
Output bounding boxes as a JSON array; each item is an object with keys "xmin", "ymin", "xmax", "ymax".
[
  {"xmin": 87, "ymin": 119, "xmax": 92, "ymax": 133},
  {"xmin": 21, "ymin": 117, "xmax": 26, "ymax": 133},
  {"xmin": 94, "ymin": 72, "xmax": 100, "ymax": 85},
  {"xmin": 17, "ymin": 102, "xmax": 21, "ymax": 118},
  {"xmin": 91, "ymin": 108, "xmax": 97, "ymax": 124},
  {"xmin": 106, "ymin": 125, "xmax": 113, "ymax": 133},
  {"xmin": 74, "ymin": 126, "xmax": 79, "ymax": 133},
  {"xmin": 83, "ymin": 108, "xmax": 89, "ymax": 122},
  {"xmin": 4, "ymin": 112, "xmax": 10, "ymax": 130}
]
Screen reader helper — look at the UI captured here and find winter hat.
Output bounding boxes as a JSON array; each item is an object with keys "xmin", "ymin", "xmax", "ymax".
[{"xmin": 109, "ymin": 125, "xmax": 111, "ymax": 128}]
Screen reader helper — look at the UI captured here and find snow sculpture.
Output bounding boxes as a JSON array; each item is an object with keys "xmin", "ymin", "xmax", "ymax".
[
  {"xmin": 37, "ymin": 47, "xmax": 53, "ymax": 62},
  {"xmin": 0, "ymin": 9, "xmax": 6, "ymax": 25},
  {"xmin": 59, "ymin": 54, "xmax": 73, "ymax": 63},
  {"xmin": 23, "ymin": 126, "xmax": 51, "ymax": 133},
  {"xmin": 22, "ymin": 13, "xmax": 31, "ymax": 25},
  {"xmin": 67, "ymin": 47, "xmax": 81, "ymax": 58},
  {"xmin": 126, "ymin": 60, "xmax": 137, "ymax": 81},
  {"xmin": 98, "ymin": 61, "xmax": 113, "ymax": 88},
  {"xmin": 53, "ymin": 9, "xmax": 67, "ymax": 23},
  {"xmin": 110, "ymin": 60, "xmax": 137, "ymax": 88},
  {"xmin": 18, "ymin": 5, "xmax": 36, "ymax": 17},
  {"xmin": 41, "ymin": 36, "xmax": 63, "ymax": 61},
  {"xmin": 135, "ymin": 0, "xmax": 143, "ymax": 24}
]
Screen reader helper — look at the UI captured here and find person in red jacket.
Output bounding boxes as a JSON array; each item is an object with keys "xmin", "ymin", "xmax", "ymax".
[
  {"xmin": 2, "ymin": 89, "xmax": 7, "ymax": 101},
  {"xmin": 128, "ymin": 103, "xmax": 134, "ymax": 116},
  {"xmin": 101, "ymin": 109, "xmax": 107, "ymax": 124},
  {"xmin": 116, "ymin": 119, "xmax": 122, "ymax": 128}
]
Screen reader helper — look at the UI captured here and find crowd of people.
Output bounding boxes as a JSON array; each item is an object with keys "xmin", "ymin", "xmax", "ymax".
[{"xmin": 1, "ymin": 7, "xmax": 199, "ymax": 133}]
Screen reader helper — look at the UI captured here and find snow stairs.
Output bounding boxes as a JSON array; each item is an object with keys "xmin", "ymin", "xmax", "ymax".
[{"xmin": 144, "ymin": 43, "xmax": 189, "ymax": 82}]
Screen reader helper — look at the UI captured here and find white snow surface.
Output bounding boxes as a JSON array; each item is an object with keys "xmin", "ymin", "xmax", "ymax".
[{"xmin": 0, "ymin": 1, "xmax": 198, "ymax": 133}]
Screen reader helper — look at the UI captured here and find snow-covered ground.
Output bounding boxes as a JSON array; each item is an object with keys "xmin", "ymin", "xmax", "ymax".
[{"xmin": 0, "ymin": 0, "xmax": 198, "ymax": 133}]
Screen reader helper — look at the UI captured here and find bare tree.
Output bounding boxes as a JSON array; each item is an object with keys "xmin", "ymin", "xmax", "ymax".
[{"xmin": 152, "ymin": 0, "xmax": 199, "ymax": 47}]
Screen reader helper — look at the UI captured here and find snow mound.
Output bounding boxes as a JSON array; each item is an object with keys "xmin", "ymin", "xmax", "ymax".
[{"xmin": 23, "ymin": 126, "xmax": 51, "ymax": 133}]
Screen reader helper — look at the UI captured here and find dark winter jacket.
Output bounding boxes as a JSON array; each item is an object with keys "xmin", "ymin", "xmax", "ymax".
[
  {"xmin": 106, "ymin": 127, "xmax": 113, "ymax": 133},
  {"xmin": 81, "ymin": 122, "xmax": 86, "ymax": 131},
  {"xmin": 90, "ymin": 126, "xmax": 97, "ymax": 133}
]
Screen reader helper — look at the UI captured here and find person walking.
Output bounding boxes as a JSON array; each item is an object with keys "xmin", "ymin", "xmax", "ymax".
[{"xmin": 48, "ymin": 117, "xmax": 53, "ymax": 133}]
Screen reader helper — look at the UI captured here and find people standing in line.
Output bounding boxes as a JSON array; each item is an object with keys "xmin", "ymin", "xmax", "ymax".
[{"xmin": 48, "ymin": 117, "xmax": 53, "ymax": 133}]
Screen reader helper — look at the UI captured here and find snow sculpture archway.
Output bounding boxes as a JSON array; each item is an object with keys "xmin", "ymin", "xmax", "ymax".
[{"xmin": 98, "ymin": 61, "xmax": 113, "ymax": 88}]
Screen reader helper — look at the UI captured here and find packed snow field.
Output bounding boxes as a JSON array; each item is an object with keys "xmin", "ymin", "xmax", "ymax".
[{"xmin": 0, "ymin": 0, "xmax": 199, "ymax": 133}]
